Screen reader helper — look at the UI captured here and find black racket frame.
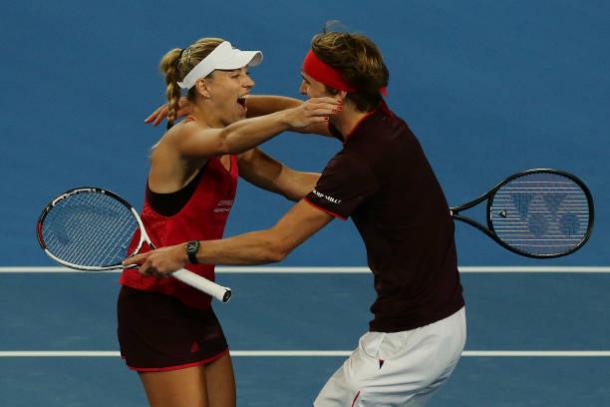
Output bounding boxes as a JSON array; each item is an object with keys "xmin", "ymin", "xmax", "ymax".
[{"xmin": 450, "ymin": 168, "xmax": 595, "ymax": 258}]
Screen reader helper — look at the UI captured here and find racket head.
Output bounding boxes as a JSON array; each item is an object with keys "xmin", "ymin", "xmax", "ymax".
[
  {"xmin": 487, "ymin": 169, "xmax": 594, "ymax": 258},
  {"xmin": 37, "ymin": 187, "xmax": 145, "ymax": 270}
]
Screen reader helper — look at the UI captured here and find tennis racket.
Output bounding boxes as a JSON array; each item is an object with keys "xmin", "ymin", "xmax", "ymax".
[
  {"xmin": 36, "ymin": 187, "xmax": 232, "ymax": 302},
  {"xmin": 450, "ymin": 168, "xmax": 594, "ymax": 258}
]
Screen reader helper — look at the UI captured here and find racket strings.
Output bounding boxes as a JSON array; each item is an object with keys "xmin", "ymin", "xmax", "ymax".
[
  {"xmin": 41, "ymin": 192, "xmax": 138, "ymax": 267},
  {"xmin": 490, "ymin": 173, "xmax": 591, "ymax": 256}
]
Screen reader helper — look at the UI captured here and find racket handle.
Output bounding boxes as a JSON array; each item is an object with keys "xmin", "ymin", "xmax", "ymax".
[{"xmin": 172, "ymin": 269, "xmax": 232, "ymax": 303}]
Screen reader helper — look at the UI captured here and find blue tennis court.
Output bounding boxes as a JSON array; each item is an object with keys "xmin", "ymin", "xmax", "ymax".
[{"xmin": 2, "ymin": 1, "xmax": 609, "ymax": 406}]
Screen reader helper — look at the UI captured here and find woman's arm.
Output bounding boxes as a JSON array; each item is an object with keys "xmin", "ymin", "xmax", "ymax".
[
  {"xmin": 172, "ymin": 97, "xmax": 337, "ymax": 158},
  {"xmin": 246, "ymin": 95, "xmax": 331, "ymax": 136},
  {"xmin": 244, "ymin": 95, "xmax": 301, "ymax": 117},
  {"xmin": 237, "ymin": 148, "xmax": 319, "ymax": 201},
  {"xmin": 145, "ymin": 95, "xmax": 332, "ymax": 136}
]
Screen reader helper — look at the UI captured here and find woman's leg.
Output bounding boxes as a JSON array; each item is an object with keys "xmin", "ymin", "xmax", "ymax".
[
  {"xmin": 204, "ymin": 352, "xmax": 236, "ymax": 407},
  {"xmin": 139, "ymin": 365, "xmax": 208, "ymax": 407},
  {"xmin": 138, "ymin": 352, "xmax": 236, "ymax": 407}
]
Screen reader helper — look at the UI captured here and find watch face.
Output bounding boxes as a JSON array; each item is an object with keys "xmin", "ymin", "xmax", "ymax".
[
  {"xmin": 187, "ymin": 241, "xmax": 200, "ymax": 264},
  {"xmin": 187, "ymin": 240, "xmax": 198, "ymax": 250}
]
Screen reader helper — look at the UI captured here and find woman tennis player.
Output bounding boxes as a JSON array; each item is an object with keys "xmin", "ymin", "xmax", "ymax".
[
  {"xmin": 118, "ymin": 37, "xmax": 340, "ymax": 407},
  {"xmin": 126, "ymin": 31, "xmax": 466, "ymax": 406}
]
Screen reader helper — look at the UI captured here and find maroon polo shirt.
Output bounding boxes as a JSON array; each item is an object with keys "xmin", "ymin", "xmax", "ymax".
[{"xmin": 305, "ymin": 106, "xmax": 464, "ymax": 332}]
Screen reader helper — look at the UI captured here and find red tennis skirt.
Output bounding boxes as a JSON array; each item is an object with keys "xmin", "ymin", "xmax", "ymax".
[{"xmin": 117, "ymin": 285, "xmax": 228, "ymax": 372}]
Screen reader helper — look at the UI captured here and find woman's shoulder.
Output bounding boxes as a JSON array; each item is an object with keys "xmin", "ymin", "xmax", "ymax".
[
  {"xmin": 174, "ymin": 115, "xmax": 207, "ymax": 134},
  {"xmin": 158, "ymin": 116, "xmax": 208, "ymax": 147}
]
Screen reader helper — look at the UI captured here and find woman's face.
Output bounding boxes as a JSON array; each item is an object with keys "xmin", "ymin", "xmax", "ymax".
[{"xmin": 203, "ymin": 67, "xmax": 255, "ymax": 125}]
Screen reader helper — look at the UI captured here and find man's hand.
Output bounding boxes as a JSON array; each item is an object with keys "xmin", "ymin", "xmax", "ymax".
[
  {"xmin": 144, "ymin": 97, "xmax": 192, "ymax": 127},
  {"xmin": 123, "ymin": 244, "xmax": 188, "ymax": 276}
]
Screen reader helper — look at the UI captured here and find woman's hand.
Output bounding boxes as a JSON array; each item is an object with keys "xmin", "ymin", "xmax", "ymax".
[
  {"xmin": 283, "ymin": 97, "xmax": 342, "ymax": 129},
  {"xmin": 144, "ymin": 97, "xmax": 192, "ymax": 126},
  {"xmin": 123, "ymin": 244, "xmax": 188, "ymax": 277}
]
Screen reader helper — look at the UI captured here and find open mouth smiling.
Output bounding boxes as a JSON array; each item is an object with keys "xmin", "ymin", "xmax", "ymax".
[{"xmin": 237, "ymin": 96, "xmax": 247, "ymax": 109}]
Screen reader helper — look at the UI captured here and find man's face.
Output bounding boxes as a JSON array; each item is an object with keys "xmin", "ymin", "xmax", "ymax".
[{"xmin": 299, "ymin": 72, "xmax": 331, "ymax": 99}]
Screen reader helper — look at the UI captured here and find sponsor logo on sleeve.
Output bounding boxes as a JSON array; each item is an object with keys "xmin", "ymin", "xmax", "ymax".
[{"xmin": 312, "ymin": 189, "xmax": 342, "ymax": 205}]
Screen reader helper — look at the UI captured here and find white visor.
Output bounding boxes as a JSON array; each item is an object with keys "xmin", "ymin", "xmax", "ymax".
[{"xmin": 177, "ymin": 41, "xmax": 263, "ymax": 90}]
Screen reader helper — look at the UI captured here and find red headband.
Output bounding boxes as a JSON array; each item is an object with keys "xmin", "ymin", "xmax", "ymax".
[
  {"xmin": 302, "ymin": 50, "xmax": 355, "ymax": 92},
  {"xmin": 302, "ymin": 49, "xmax": 387, "ymax": 96}
]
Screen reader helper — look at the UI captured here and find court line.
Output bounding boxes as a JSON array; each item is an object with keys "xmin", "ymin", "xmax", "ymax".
[
  {"xmin": 1, "ymin": 350, "xmax": 610, "ymax": 357},
  {"xmin": 1, "ymin": 266, "xmax": 609, "ymax": 273}
]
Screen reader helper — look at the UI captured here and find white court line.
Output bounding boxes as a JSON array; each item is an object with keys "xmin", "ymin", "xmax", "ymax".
[
  {"xmin": 1, "ymin": 350, "xmax": 610, "ymax": 358},
  {"xmin": 1, "ymin": 266, "xmax": 609, "ymax": 273}
]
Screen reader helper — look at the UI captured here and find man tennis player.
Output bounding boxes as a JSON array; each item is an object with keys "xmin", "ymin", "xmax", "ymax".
[{"xmin": 126, "ymin": 31, "xmax": 466, "ymax": 406}]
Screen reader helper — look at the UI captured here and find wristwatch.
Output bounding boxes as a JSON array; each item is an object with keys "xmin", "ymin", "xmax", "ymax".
[{"xmin": 186, "ymin": 240, "xmax": 200, "ymax": 264}]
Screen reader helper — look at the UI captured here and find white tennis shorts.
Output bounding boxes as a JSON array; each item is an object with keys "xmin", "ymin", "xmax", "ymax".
[{"xmin": 313, "ymin": 307, "xmax": 466, "ymax": 407}]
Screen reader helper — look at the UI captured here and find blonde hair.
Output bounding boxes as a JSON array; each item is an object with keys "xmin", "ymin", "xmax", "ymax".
[
  {"xmin": 159, "ymin": 37, "xmax": 224, "ymax": 128},
  {"xmin": 311, "ymin": 32, "xmax": 389, "ymax": 111}
]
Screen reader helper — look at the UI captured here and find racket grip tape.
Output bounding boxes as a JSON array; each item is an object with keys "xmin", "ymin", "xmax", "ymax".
[{"xmin": 172, "ymin": 269, "xmax": 232, "ymax": 303}]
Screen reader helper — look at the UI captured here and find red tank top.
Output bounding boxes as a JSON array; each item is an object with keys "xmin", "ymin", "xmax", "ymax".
[{"xmin": 120, "ymin": 155, "xmax": 238, "ymax": 309}]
